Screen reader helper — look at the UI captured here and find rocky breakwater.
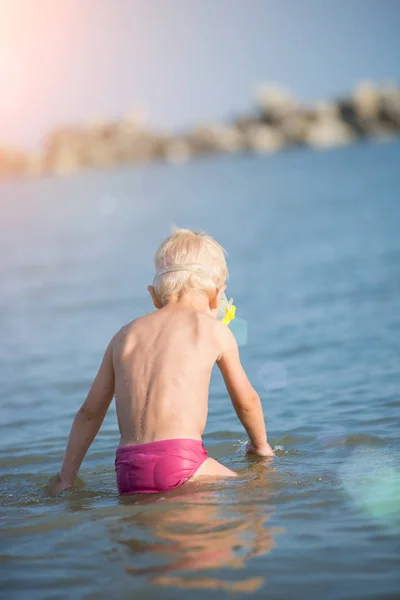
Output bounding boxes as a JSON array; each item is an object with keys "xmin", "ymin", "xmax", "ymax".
[
  {"xmin": 238, "ymin": 82, "xmax": 400, "ymax": 152},
  {"xmin": 1, "ymin": 81, "xmax": 399, "ymax": 178}
]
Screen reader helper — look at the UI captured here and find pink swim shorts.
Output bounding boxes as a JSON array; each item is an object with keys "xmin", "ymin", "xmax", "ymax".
[{"xmin": 115, "ymin": 438, "xmax": 208, "ymax": 495}]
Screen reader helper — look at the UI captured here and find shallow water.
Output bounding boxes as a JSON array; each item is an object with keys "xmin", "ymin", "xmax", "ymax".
[{"xmin": 1, "ymin": 141, "xmax": 400, "ymax": 599}]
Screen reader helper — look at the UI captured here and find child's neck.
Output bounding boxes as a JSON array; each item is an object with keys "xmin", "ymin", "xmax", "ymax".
[{"xmin": 164, "ymin": 292, "xmax": 212, "ymax": 315}]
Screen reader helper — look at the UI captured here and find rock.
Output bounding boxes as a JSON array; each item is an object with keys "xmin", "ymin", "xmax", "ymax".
[
  {"xmin": 305, "ymin": 118, "xmax": 354, "ymax": 149},
  {"xmin": 48, "ymin": 144, "xmax": 82, "ymax": 176},
  {"xmin": 235, "ymin": 115, "xmax": 262, "ymax": 131},
  {"xmin": 0, "ymin": 148, "xmax": 28, "ymax": 176},
  {"xmin": 353, "ymin": 81, "xmax": 381, "ymax": 120},
  {"xmin": 337, "ymin": 98, "xmax": 366, "ymax": 136},
  {"xmin": 279, "ymin": 110, "xmax": 314, "ymax": 144},
  {"xmin": 188, "ymin": 124, "xmax": 243, "ymax": 154},
  {"xmin": 43, "ymin": 126, "xmax": 89, "ymax": 173},
  {"xmin": 42, "ymin": 121, "xmax": 166, "ymax": 171},
  {"xmin": 163, "ymin": 139, "xmax": 192, "ymax": 164},
  {"xmin": 380, "ymin": 85, "xmax": 400, "ymax": 129},
  {"xmin": 244, "ymin": 124, "xmax": 286, "ymax": 153},
  {"xmin": 314, "ymin": 101, "xmax": 340, "ymax": 120},
  {"xmin": 110, "ymin": 124, "xmax": 165, "ymax": 163},
  {"xmin": 25, "ymin": 152, "xmax": 45, "ymax": 176},
  {"xmin": 256, "ymin": 84, "xmax": 298, "ymax": 123}
]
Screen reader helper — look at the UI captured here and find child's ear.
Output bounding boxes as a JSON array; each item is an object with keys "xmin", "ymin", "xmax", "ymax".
[
  {"xmin": 210, "ymin": 285, "xmax": 227, "ymax": 310},
  {"xmin": 147, "ymin": 285, "xmax": 163, "ymax": 309}
]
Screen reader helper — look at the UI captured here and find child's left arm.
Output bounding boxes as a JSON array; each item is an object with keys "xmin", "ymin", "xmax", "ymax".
[{"xmin": 49, "ymin": 340, "xmax": 115, "ymax": 495}]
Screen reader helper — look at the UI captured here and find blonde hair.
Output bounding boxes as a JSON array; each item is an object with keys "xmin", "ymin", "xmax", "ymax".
[{"xmin": 153, "ymin": 228, "xmax": 228, "ymax": 305}]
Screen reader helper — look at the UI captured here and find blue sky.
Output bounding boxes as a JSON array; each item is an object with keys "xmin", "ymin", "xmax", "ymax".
[{"xmin": 1, "ymin": 0, "xmax": 399, "ymax": 148}]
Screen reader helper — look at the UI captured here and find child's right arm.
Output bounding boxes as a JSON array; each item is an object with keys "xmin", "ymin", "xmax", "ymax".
[
  {"xmin": 48, "ymin": 339, "xmax": 115, "ymax": 496},
  {"xmin": 216, "ymin": 325, "xmax": 274, "ymax": 457}
]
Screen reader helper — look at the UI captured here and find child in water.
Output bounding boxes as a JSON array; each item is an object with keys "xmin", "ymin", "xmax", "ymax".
[{"xmin": 50, "ymin": 229, "xmax": 274, "ymax": 496}]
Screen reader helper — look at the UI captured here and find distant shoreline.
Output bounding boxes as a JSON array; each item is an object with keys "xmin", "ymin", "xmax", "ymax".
[{"xmin": 1, "ymin": 81, "xmax": 399, "ymax": 179}]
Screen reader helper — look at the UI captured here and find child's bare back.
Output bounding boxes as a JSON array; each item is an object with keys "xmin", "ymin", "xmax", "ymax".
[
  {"xmin": 114, "ymin": 308, "xmax": 222, "ymax": 446},
  {"xmin": 50, "ymin": 229, "xmax": 274, "ymax": 497}
]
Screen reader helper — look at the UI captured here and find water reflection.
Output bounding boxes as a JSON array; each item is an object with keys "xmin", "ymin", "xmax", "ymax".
[{"xmin": 112, "ymin": 474, "xmax": 283, "ymax": 592}]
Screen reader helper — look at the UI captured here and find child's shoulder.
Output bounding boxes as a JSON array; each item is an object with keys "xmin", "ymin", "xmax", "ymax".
[
  {"xmin": 112, "ymin": 310, "xmax": 167, "ymax": 340},
  {"xmin": 110, "ymin": 317, "xmax": 142, "ymax": 343},
  {"xmin": 113, "ymin": 310, "xmax": 234, "ymax": 340},
  {"xmin": 196, "ymin": 313, "xmax": 237, "ymax": 348},
  {"xmin": 118, "ymin": 310, "xmax": 159, "ymax": 329}
]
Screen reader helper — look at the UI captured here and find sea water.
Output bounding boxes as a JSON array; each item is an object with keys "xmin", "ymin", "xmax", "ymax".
[{"xmin": 1, "ymin": 141, "xmax": 399, "ymax": 599}]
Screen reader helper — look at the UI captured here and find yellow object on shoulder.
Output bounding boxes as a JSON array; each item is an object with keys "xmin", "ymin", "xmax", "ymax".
[
  {"xmin": 219, "ymin": 293, "xmax": 236, "ymax": 326},
  {"xmin": 222, "ymin": 304, "xmax": 236, "ymax": 326}
]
